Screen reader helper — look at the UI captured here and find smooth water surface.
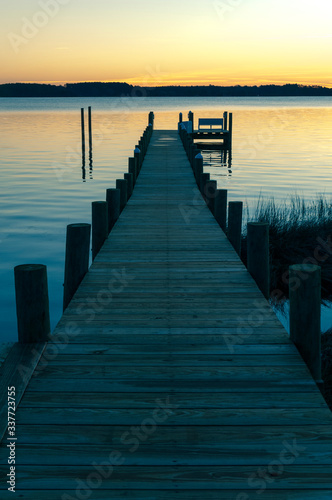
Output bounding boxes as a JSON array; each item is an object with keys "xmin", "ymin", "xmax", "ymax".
[{"xmin": 0, "ymin": 97, "xmax": 331, "ymax": 341}]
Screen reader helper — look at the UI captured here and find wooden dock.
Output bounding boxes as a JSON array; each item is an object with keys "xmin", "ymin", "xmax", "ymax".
[{"xmin": 1, "ymin": 130, "xmax": 332, "ymax": 498}]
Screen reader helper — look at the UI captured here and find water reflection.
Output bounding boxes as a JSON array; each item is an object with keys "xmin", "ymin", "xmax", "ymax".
[
  {"xmin": 81, "ymin": 137, "xmax": 93, "ymax": 181},
  {"xmin": 201, "ymin": 147, "xmax": 232, "ymax": 176},
  {"xmin": 89, "ymin": 147, "xmax": 93, "ymax": 180},
  {"xmin": 82, "ymin": 147, "xmax": 86, "ymax": 181}
]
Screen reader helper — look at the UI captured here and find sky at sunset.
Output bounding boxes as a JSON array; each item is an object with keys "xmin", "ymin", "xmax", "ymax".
[{"xmin": 1, "ymin": 0, "xmax": 332, "ymax": 87}]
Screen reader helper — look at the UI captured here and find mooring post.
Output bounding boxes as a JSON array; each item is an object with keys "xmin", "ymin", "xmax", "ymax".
[
  {"xmin": 289, "ymin": 264, "xmax": 322, "ymax": 382},
  {"xmin": 106, "ymin": 188, "xmax": 120, "ymax": 233},
  {"xmin": 228, "ymin": 201, "xmax": 243, "ymax": 256},
  {"xmin": 139, "ymin": 138, "xmax": 145, "ymax": 158},
  {"xmin": 63, "ymin": 223, "xmax": 91, "ymax": 311},
  {"xmin": 190, "ymin": 144, "xmax": 197, "ymax": 168},
  {"xmin": 247, "ymin": 222, "xmax": 270, "ymax": 299},
  {"xmin": 214, "ymin": 189, "xmax": 228, "ymax": 232},
  {"xmin": 204, "ymin": 180, "xmax": 217, "ymax": 212},
  {"xmin": 223, "ymin": 111, "xmax": 228, "ymax": 131},
  {"xmin": 228, "ymin": 112, "xmax": 233, "ymax": 149},
  {"xmin": 194, "ymin": 153, "xmax": 203, "ymax": 185},
  {"xmin": 124, "ymin": 173, "xmax": 134, "ymax": 199},
  {"xmin": 148, "ymin": 111, "xmax": 154, "ymax": 129},
  {"xmin": 128, "ymin": 157, "xmax": 137, "ymax": 186},
  {"xmin": 142, "ymin": 132, "xmax": 147, "ymax": 154},
  {"xmin": 92, "ymin": 201, "xmax": 108, "ymax": 261},
  {"xmin": 134, "ymin": 147, "xmax": 141, "ymax": 173},
  {"xmin": 116, "ymin": 179, "xmax": 128, "ymax": 212},
  {"xmin": 88, "ymin": 106, "xmax": 92, "ymax": 150},
  {"xmin": 148, "ymin": 123, "xmax": 153, "ymax": 140},
  {"xmin": 200, "ymin": 172, "xmax": 210, "ymax": 196},
  {"xmin": 81, "ymin": 108, "xmax": 85, "ymax": 157},
  {"xmin": 14, "ymin": 264, "xmax": 51, "ymax": 343},
  {"xmin": 142, "ymin": 134, "xmax": 147, "ymax": 155},
  {"xmin": 188, "ymin": 111, "xmax": 194, "ymax": 132},
  {"xmin": 178, "ymin": 112, "xmax": 183, "ymax": 132}
]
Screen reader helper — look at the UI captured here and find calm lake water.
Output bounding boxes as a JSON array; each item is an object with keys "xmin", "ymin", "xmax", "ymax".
[{"xmin": 0, "ymin": 96, "xmax": 331, "ymax": 342}]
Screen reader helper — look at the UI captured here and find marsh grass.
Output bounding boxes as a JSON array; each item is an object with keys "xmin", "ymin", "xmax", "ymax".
[
  {"xmin": 241, "ymin": 195, "xmax": 332, "ymax": 302},
  {"xmin": 241, "ymin": 195, "xmax": 332, "ymax": 407}
]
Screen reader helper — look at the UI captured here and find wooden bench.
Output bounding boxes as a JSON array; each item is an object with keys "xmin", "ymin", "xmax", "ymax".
[{"xmin": 198, "ymin": 118, "xmax": 224, "ymax": 131}]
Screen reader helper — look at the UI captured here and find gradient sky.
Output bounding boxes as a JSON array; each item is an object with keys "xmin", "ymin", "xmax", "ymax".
[{"xmin": 1, "ymin": 0, "xmax": 332, "ymax": 86}]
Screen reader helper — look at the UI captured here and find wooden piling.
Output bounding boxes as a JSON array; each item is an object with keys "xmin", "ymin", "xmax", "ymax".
[
  {"xmin": 223, "ymin": 111, "xmax": 228, "ymax": 131},
  {"xmin": 128, "ymin": 157, "xmax": 137, "ymax": 186},
  {"xmin": 139, "ymin": 139, "xmax": 145, "ymax": 158},
  {"xmin": 247, "ymin": 222, "xmax": 270, "ymax": 299},
  {"xmin": 200, "ymin": 172, "xmax": 210, "ymax": 196},
  {"xmin": 147, "ymin": 123, "xmax": 153, "ymax": 139},
  {"xmin": 228, "ymin": 112, "xmax": 233, "ymax": 149},
  {"xmin": 142, "ymin": 135, "xmax": 147, "ymax": 155},
  {"xmin": 289, "ymin": 264, "xmax": 322, "ymax": 381},
  {"xmin": 194, "ymin": 153, "xmax": 203, "ymax": 185},
  {"xmin": 214, "ymin": 189, "xmax": 228, "ymax": 232},
  {"xmin": 204, "ymin": 180, "xmax": 217, "ymax": 212},
  {"xmin": 88, "ymin": 106, "xmax": 92, "ymax": 150},
  {"xmin": 148, "ymin": 111, "xmax": 154, "ymax": 129},
  {"xmin": 81, "ymin": 108, "xmax": 85, "ymax": 157},
  {"xmin": 188, "ymin": 111, "xmax": 194, "ymax": 132},
  {"xmin": 124, "ymin": 173, "xmax": 134, "ymax": 199},
  {"xmin": 134, "ymin": 147, "xmax": 141, "ymax": 173},
  {"xmin": 116, "ymin": 179, "xmax": 128, "ymax": 212},
  {"xmin": 190, "ymin": 144, "xmax": 197, "ymax": 167},
  {"xmin": 106, "ymin": 188, "xmax": 120, "ymax": 233},
  {"xmin": 63, "ymin": 223, "xmax": 91, "ymax": 311},
  {"xmin": 142, "ymin": 133, "xmax": 147, "ymax": 154},
  {"xmin": 228, "ymin": 201, "xmax": 243, "ymax": 256},
  {"xmin": 14, "ymin": 264, "xmax": 51, "ymax": 343},
  {"xmin": 92, "ymin": 201, "xmax": 108, "ymax": 261}
]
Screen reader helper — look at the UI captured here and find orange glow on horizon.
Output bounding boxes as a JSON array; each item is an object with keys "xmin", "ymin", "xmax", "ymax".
[
  {"xmin": 9, "ymin": 77, "xmax": 332, "ymax": 89},
  {"xmin": 2, "ymin": 0, "xmax": 332, "ymax": 90}
]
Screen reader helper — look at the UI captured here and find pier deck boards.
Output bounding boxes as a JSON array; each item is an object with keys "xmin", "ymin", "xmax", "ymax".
[{"xmin": 1, "ymin": 130, "xmax": 332, "ymax": 498}]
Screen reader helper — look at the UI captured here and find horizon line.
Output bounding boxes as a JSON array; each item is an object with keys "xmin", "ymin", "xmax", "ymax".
[{"xmin": 1, "ymin": 81, "xmax": 332, "ymax": 89}]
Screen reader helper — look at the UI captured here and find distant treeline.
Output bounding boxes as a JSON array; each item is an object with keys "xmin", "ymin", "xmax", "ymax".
[{"xmin": 1, "ymin": 82, "xmax": 332, "ymax": 98}]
